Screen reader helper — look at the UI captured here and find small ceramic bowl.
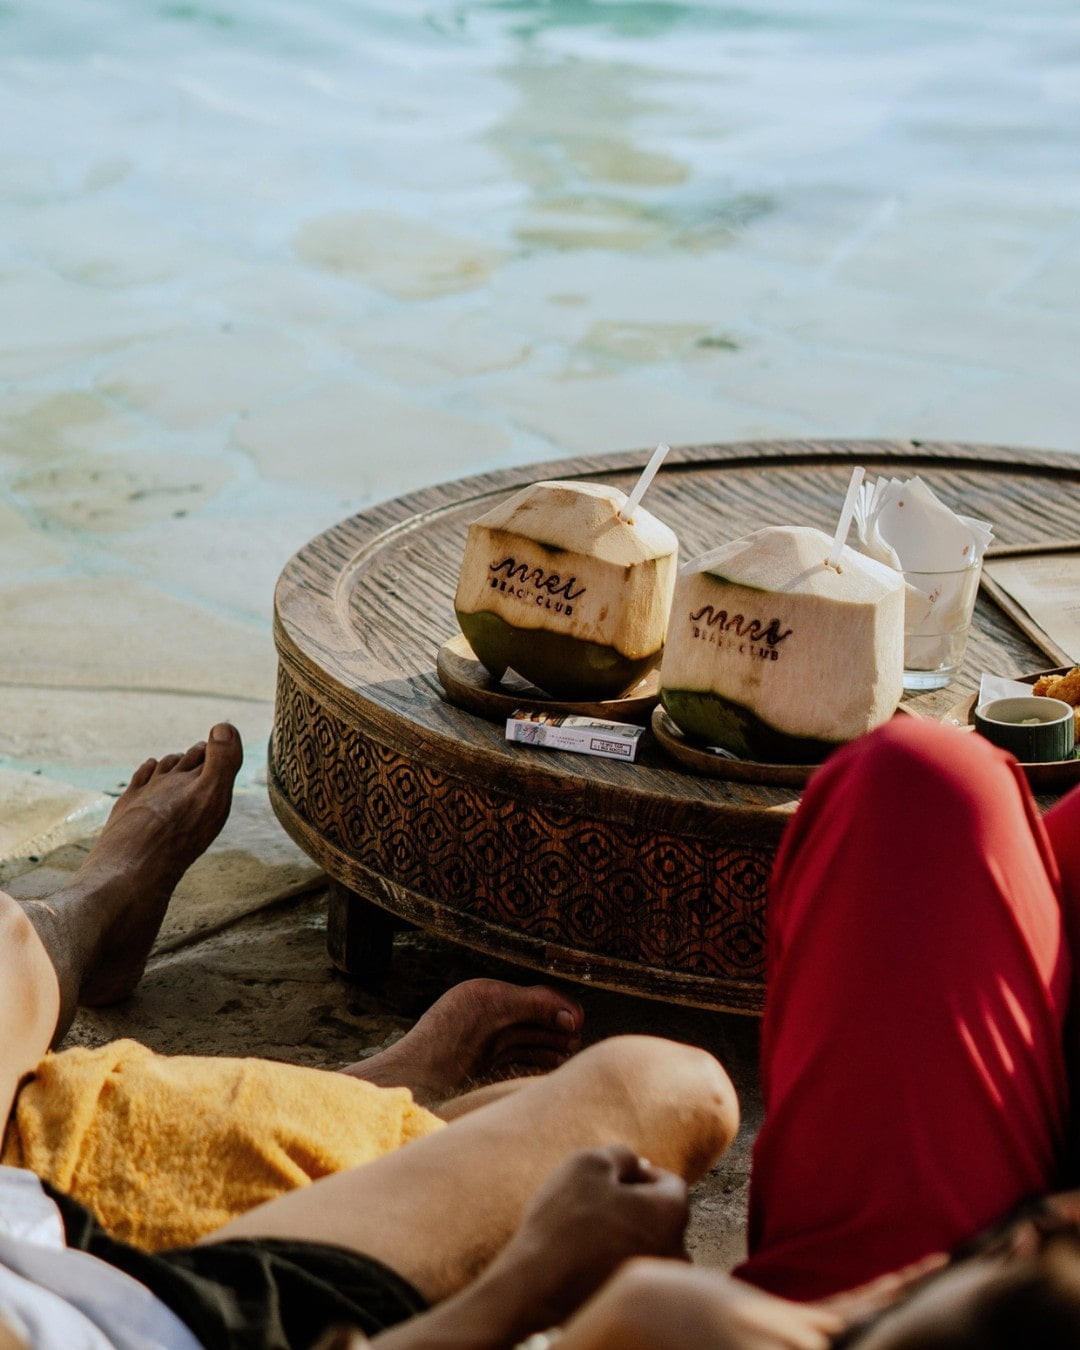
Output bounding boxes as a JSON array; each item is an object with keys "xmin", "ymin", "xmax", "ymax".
[{"xmin": 973, "ymin": 696, "xmax": 1076, "ymax": 763}]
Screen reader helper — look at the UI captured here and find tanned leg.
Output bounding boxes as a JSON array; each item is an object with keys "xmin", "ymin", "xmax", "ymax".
[
  {"xmin": 0, "ymin": 892, "xmax": 61, "ymax": 1129},
  {"xmin": 203, "ymin": 1034, "xmax": 739, "ymax": 1305},
  {"xmin": 18, "ymin": 723, "xmax": 243, "ymax": 1039}
]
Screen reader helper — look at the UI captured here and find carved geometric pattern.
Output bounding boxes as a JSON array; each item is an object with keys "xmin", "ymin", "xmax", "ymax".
[{"xmin": 271, "ymin": 665, "xmax": 770, "ymax": 981}]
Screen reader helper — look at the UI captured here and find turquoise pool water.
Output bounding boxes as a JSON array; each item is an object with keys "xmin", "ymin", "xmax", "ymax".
[
  {"xmin": 3, "ymin": 2, "xmax": 1079, "ymax": 500},
  {"xmin": 0, "ymin": 0, "xmax": 1078, "ymax": 797}
]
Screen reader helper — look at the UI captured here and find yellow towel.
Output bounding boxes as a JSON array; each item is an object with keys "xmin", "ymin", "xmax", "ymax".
[{"xmin": 1, "ymin": 1039, "xmax": 443, "ymax": 1251}]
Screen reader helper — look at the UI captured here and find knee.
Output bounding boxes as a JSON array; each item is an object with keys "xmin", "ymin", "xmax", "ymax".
[
  {"xmin": 839, "ymin": 716, "xmax": 1016, "ymax": 822},
  {"xmin": 855, "ymin": 716, "xmax": 970, "ymax": 782},
  {"xmin": 572, "ymin": 1035, "xmax": 739, "ymax": 1181},
  {"xmin": 0, "ymin": 897, "xmax": 60, "ymax": 1017}
]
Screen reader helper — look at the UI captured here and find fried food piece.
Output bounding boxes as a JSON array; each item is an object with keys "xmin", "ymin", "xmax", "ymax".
[{"xmin": 1032, "ymin": 665, "xmax": 1080, "ymax": 705}]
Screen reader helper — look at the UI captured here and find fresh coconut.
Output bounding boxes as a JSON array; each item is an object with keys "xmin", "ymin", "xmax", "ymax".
[
  {"xmin": 454, "ymin": 480, "xmax": 679, "ymax": 699},
  {"xmin": 659, "ymin": 525, "xmax": 905, "ymax": 762}
]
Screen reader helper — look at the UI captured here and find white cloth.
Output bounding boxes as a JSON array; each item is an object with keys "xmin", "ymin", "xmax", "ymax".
[{"xmin": 0, "ymin": 1166, "xmax": 201, "ymax": 1350}]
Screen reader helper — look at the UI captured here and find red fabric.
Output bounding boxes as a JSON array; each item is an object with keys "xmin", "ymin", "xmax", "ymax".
[{"xmin": 736, "ymin": 716, "xmax": 1077, "ymax": 1301}]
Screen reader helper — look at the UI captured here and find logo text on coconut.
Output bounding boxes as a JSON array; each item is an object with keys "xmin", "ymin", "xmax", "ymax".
[
  {"xmin": 688, "ymin": 606, "xmax": 792, "ymax": 661},
  {"xmin": 488, "ymin": 558, "xmax": 586, "ymax": 616}
]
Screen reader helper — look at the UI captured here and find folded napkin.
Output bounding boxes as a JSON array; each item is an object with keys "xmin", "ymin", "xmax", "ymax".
[
  {"xmin": 2, "ymin": 1040, "xmax": 444, "ymax": 1251},
  {"xmin": 854, "ymin": 476, "xmax": 994, "ymax": 638},
  {"xmin": 979, "ymin": 672, "xmax": 1033, "ymax": 705}
]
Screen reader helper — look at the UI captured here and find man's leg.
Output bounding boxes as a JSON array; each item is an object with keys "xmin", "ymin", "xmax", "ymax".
[
  {"xmin": 0, "ymin": 893, "xmax": 61, "ymax": 1128},
  {"xmin": 11, "ymin": 720, "xmax": 586, "ymax": 1110},
  {"xmin": 18, "ymin": 723, "xmax": 244, "ymax": 1032},
  {"xmin": 202, "ymin": 1034, "xmax": 740, "ymax": 1304},
  {"xmin": 737, "ymin": 717, "xmax": 1072, "ymax": 1301},
  {"xmin": 1043, "ymin": 780, "xmax": 1080, "ymax": 899},
  {"xmin": 1042, "ymin": 781, "xmax": 1080, "ymax": 1023},
  {"xmin": 526, "ymin": 1259, "xmax": 846, "ymax": 1350},
  {"xmin": 0, "ymin": 724, "xmax": 243, "ymax": 1124}
]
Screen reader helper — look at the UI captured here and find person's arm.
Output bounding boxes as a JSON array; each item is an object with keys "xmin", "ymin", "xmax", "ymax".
[
  {"xmin": 552, "ymin": 1261, "xmax": 844, "ymax": 1350},
  {"xmin": 311, "ymin": 1257, "xmax": 564, "ymax": 1350},
  {"xmin": 815, "ymin": 1252, "xmax": 949, "ymax": 1326},
  {"xmin": 1039, "ymin": 1189, "xmax": 1080, "ymax": 1226},
  {"xmin": 507, "ymin": 1253, "xmax": 947, "ymax": 1350}
]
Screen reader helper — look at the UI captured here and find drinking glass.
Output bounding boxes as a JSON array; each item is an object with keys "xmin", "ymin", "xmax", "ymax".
[{"xmin": 901, "ymin": 559, "xmax": 982, "ymax": 692}]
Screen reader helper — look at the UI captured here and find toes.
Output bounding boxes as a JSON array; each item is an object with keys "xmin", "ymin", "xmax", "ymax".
[
  {"xmin": 155, "ymin": 754, "xmax": 183, "ymax": 775},
  {"xmin": 175, "ymin": 741, "xmax": 208, "ymax": 772},
  {"xmin": 455, "ymin": 978, "xmax": 585, "ymax": 1036},
  {"xmin": 202, "ymin": 723, "xmax": 243, "ymax": 784},
  {"xmin": 127, "ymin": 759, "xmax": 158, "ymax": 790},
  {"xmin": 517, "ymin": 982, "xmax": 585, "ymax": 1035}
]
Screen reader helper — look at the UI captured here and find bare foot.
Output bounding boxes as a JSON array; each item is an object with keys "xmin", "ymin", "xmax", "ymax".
[
  {"xmin": 342, "ymin": 978, "xmax": 584, "ymax": 1108},
  {"xmin": 22, "ymin": 723, "xmax": 243, "ymax": 1035}
]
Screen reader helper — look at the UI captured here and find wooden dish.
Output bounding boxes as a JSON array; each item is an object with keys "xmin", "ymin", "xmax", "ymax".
[
  {"xmin": 941, "ymin": 667, "xmax": 1080, "ymax": 789},
  {"xmin": 652, "ymin": 704, "xmax": 921, "ymax": 788},
  {"xmin": 436, "ymin": 632, "xmax": 661, "ymax": 725}
]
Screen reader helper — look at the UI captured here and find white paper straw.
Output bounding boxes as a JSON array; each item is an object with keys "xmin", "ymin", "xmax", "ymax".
[
  {"xmin": 619, "ymin": 442, "xmax": 670, "ymax": 522},
  {"xmin": 826, "ymin": 465, "xmax": 865, "ymax": 569}
]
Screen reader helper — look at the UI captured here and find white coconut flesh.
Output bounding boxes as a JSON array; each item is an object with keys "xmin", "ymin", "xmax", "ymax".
[
  {"xmin": 454, "ymin": 480, "xmax": 679, "ymax": 696},
  {"xmin": 659, "ymin": 525, "xmax": 905, "ymax": 755}
]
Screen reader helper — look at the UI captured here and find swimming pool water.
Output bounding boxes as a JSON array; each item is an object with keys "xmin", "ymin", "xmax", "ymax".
[{"xmin": 0, "ymin": 0, "xmax": 1078, "ymax": 796}]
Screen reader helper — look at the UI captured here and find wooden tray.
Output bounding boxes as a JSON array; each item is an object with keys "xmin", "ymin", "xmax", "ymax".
[
  {"xmin": 941, "ymin": 667, "xmax": 1080, "ymax": 789},
  {"xmin": 436, "ymin": 632, "xmax": 660, "ymax": 724},
  {"xmin": 981, "ymin": 541, "xmax": 1080, "ymax": 668},
  {"xmin": 652, "ymin": 704, "xmax": 919, "ymax": 787}
]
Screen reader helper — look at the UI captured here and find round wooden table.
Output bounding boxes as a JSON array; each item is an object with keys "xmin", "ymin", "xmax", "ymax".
[{"xmin": 269, "ymin": 440, "xmax": 1080, "ymax": 1014}]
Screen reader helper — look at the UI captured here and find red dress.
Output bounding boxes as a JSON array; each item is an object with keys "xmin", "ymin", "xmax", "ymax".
[{"xmin": 736, "ymin": 716, "xmax": 1077, "ymax": 1300}]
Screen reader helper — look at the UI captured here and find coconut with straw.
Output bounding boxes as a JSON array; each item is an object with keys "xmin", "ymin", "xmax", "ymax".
[
  {"xmin": 454, "ymin": 445, "xmax": 678, "ymax": 700},
  {"xmin": 658, "ymin": 466, "xmax": 908, "ymax": 762}
]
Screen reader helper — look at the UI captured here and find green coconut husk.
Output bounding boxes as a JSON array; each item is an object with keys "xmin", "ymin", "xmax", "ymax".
[{"xmin": 459, "ymin": 609, "xmax": 661, "ymax": 700}]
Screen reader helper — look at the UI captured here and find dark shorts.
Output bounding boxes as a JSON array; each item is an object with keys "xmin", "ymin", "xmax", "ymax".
[{"xmin": 43, "ymin": 1182, "xmax": 428, "ymax": 1350}]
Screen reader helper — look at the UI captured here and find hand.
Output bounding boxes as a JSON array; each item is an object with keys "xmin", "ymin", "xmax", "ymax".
[
  {"xmin": 816, "ymin": 1251, "xmax": 949, "ymax": 1327},
  {"xmin": 680, "ymin": 1271, "xmax": 843, "ymax": 1350},
  {"xmin": 487, "ymin": 1145, "xmax": 690, "ymax": 1327},
  {"xmin": 1041, "ymin": 1189, "xmax": 1080, "ymax": 1227}
]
